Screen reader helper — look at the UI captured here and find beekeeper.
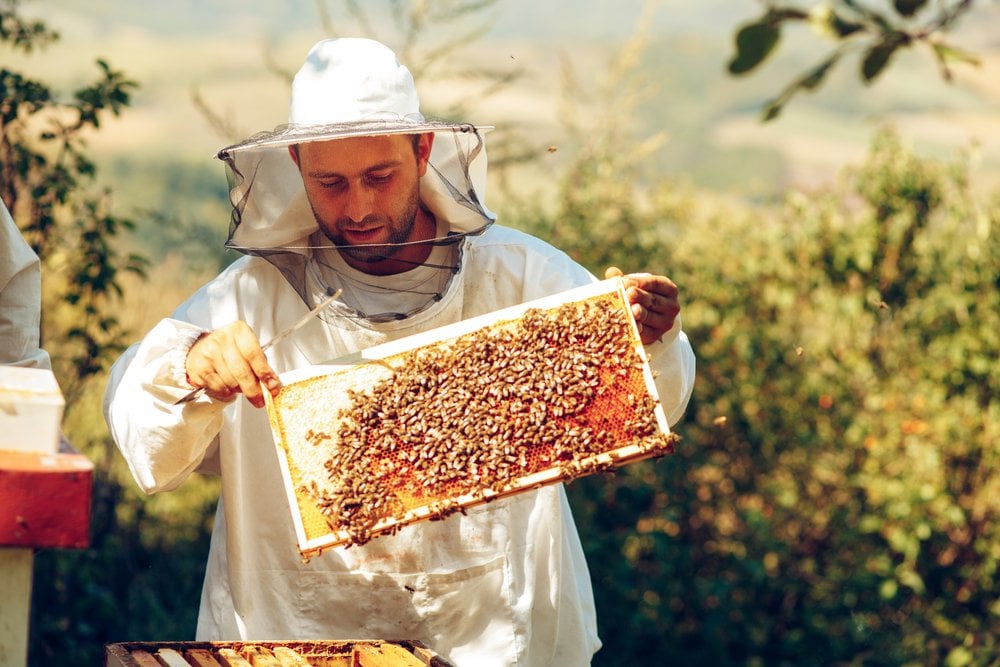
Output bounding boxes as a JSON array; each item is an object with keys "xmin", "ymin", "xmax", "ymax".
[
  {"xmin": 104, "ymin": 38, "xmax": 695, "ymax": 666},
  {"xmin": 1, "ymin": 201, "xmax": 50, "ymax": 369}
]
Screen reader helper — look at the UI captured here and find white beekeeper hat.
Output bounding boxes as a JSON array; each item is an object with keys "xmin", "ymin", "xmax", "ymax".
[
  {"xmin": 218, "ymin": 37, "xmax": 496, "ymax": 254},
  {"xmin": 290, "ymin": 37, "xmax": 428, "ymax": 128}
]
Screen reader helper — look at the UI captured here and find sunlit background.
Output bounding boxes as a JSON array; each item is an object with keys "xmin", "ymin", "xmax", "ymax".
[
  {"xmin": 7, "ymin": 1, "xmax": 999, "ymax": 664},
  {"xmin": 20, "ymin": 0, "xmax": 1000, "ymax": 199}
]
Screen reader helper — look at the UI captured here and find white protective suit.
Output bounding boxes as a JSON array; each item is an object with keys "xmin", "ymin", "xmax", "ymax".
[
  {"xmin": 105, "ymin": 37, "xmax": 695, "ymax": 667},
  {"xmin": 1, "ymin": 201, "xmax": 50, "ymax": 369},
  {"xmin": 105, "ymin": 228, "xmax": 695, "ymax": 666}
]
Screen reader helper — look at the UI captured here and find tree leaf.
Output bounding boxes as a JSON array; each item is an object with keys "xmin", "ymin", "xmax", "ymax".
[
  {"xmin": 932, "ymin": 42, "xmax": 981, "ymax": 67},
  {"xmin": 728, "ymin": 21, "xmax": 781, "ymax": 75},
  {"xmin": 828, "ymin": 11, "xmax": 865, "ymax": 38},
  {"xmin": 861, "ymin": 35, "xmax": 907, "ymax": 82},
  {"xmin": 843, "ymin": 0, "xmax": 895, "ymax": 31},
  {"xmin": 800, "ymin": 51, "xmax": 841, "ymax": 90},
  {"xmin": 761, "ymin": 96, "xmax": 786, "ymax": 122},
  {"xmin": 767, "ymin": 7, "xmax": 809, "ymax": 22},
  {"xmin": 893, "ymin": 0, "xmax": 928, "ymax": 18},
  {"xmin": 759, "ymin": 51, "xmax": 841, "ymax": 122}
]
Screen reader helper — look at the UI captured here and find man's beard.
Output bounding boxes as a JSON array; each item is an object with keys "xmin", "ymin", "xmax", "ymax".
[
  {"xmin": 332, "ymin": 215, "xmax": 414, "ymax": 264},
  {"xmin": 318, "ymin": 184, "xmax": 421, "ymax": 265}
]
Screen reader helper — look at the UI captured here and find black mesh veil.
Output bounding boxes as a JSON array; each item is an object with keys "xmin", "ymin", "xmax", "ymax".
[{"xmin": 216, "ymin": 119, "xmax": 496, "ymax": 324}]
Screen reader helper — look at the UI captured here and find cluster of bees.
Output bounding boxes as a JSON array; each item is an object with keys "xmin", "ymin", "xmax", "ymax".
[{"xmin": 301, "ymin": 295, "xmax": 675, "ymax": 546}]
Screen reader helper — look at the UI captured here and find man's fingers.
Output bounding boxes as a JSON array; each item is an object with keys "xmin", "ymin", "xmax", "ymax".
[
  {"xmin": 219, "ymin": 346, "xmax": 265, "ymax": 406},
  {"xmin": 204, "ymin": 386, "xmax": 239, "ymax": 403},
  {"xmin": 185, "ymin": 321, "xmax": 280, "ymax": 408},
  {"xmin": 632, "ymin": 289, "xmax": 679, "ymax": 319},
  {"xmin": 621, "ymin": 273, "xmax": 677, "ymax": 299},
  {"xmin": 602, "ymin": 268, "xmax": 681, "ymax": 344},
  {"xmin": 236, "ymin": 330, "xmax": 282, "ymax": 397},
  {"xmin": 186, "ymin": 336, "xmax": 228, "ymax": 390},
  {"xmin": 604, "ymin": 266, "xmax": 683, "ymax": 342}
]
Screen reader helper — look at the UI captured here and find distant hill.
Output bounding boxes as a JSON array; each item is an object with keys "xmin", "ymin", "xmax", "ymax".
[
  {"xmin": 17, "ymin": 0, "xmax": 1000, "ymax": 197},
  {"xmin": 42, "ymin": 0, "xmax": 750, "ymax": 41}
]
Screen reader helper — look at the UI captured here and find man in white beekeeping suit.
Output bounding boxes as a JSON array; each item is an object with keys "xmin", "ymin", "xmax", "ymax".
[{"xmin": 104, "ymin": 37, "xmax": 695, "ymax": 666}]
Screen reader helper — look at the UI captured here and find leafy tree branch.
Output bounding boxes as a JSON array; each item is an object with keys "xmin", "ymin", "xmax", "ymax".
[
  {"xmin": 1, "ymin": 0, "xmax": 146, "ymax": 405},
  {"xmin": 728, "ymin": 0, "xmax": 986, "ymax": 120}
]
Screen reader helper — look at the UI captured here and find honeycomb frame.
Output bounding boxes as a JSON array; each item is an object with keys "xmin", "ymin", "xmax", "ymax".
[{"xmin": 265, "ymin": 278, "xmax": 677, "ymax": 559}]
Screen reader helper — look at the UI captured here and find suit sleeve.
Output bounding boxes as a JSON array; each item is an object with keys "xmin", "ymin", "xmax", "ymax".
[
  {"xmin": 644, "ymin": 315, "xmax": 696, "ymax": 427},
  {"xmin": 103, "ymin": 301, "xmax": 226, "ymax": 494}
]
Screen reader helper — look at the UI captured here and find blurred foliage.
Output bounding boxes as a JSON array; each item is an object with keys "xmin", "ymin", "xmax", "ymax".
[
  {"xmin": 0, "ymin": 0, "xmax": 146, "ymax": 405},
  {"xmin": 531, "ymin": 1, "xmax": 670, "ymax": 271},
  {"xmin": 101, "ymin": 157, "xmax": 237, "ymax": 275},
  {"xmin": 551, "ymin": 124, "xmax": 999, "ymax": 663},
  {"xmin": 728, "ymin": 0, "xmax": 985, "ymax": 121}
]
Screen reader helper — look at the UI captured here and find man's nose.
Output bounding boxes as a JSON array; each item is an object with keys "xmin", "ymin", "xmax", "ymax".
[{"xmin": 344, "ymin": 184, "xmax": 376, "ymax": 222}]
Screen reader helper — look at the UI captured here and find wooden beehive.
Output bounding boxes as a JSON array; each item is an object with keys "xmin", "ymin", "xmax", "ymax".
[
  {"xmin": 265, "ymin": 278, "xmax": 677, "ymax": 558},
  {"xmin": 105, "ymin": 639, "xmax": 451, "ymax": 666}
]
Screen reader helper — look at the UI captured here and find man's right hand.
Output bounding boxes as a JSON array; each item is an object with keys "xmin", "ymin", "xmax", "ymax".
[{"xmin": 184, "ymin": 322, "xmax": 282, "ymax": 408}]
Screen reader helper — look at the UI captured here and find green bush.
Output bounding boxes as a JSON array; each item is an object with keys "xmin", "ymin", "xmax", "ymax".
[{"xmin": 563, "ymin": 129, "xmax": 999, "ymax": 666}]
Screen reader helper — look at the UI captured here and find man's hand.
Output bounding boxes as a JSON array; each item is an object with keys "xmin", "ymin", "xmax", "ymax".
[
  {"xmin": 184, "ymin": 322, "xmax": 282, "ymax": 408},
  {"xmin": 605, "ymin": 266, "xmax": 681, "ymax": 345}
]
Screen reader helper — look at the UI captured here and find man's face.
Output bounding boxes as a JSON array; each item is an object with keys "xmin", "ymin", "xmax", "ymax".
[{"xmin": 292, "ymin": 133, "xmax": 433, "ymax": 272}]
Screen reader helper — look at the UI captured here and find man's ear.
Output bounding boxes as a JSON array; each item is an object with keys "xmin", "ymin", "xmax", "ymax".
[
  {"xmin": 416, "ymin": 133, "xmax": 434, "ymax": 177},
  {"xmin": 288, "ymin": 144, "xmax": 300, "ymax": 167}
]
